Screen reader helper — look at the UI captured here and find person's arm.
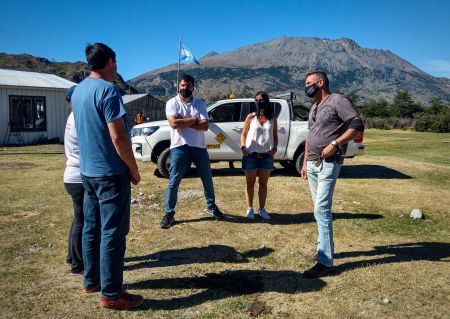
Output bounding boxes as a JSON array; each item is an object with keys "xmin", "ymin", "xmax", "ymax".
[
  {"xmin": 269, "ymin": 117, "xmax": 278, "ymax": 156},
  {"xmin": 240, "ymin": 114, "xmax": 252, "ymax": 156},
  {"xmin": 190, "ymin": 102, "xmax": 209, "ymax": 131},
  {"xmin": 320, "ymin": 116, "xmax": 363, "ymax": 159},
  {"xmin": 301, "ymin": 139, "xmax": 308, "ymax": 179},
  {"xmin": 107, "ymin": 118, "xmax": 140, "ymax": 185},
  {"xmin": 190, "ymin": 119, "xmax": 209, "ymax": 131},
  {"xmin": 167, "ymin": 115, "xmax": 198, "ymax": 129}
]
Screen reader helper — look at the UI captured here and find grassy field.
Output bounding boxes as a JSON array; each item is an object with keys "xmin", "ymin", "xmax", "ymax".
[{"xmin": 0, "ymin": 129, "xmax": 449, "ymax": 318}]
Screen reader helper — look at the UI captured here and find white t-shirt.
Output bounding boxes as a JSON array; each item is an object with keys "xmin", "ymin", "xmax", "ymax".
[
  {"xmin": 63, "ymin": 112, "xmax": 82, "ymax": 183},
  {"xmin": 166, "ymin": 95, "xmax": 208, "ymax": 149}
]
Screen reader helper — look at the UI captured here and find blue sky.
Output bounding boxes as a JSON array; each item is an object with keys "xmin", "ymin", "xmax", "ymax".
[{"xmin": 1, "ymin": 0, "xmax": 449, "ymax": 80}]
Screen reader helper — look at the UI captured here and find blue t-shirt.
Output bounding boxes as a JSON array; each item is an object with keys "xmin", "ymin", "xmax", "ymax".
[{"xmin": 71, "ymin": 77, "xmax": 129, "ymax": 177}]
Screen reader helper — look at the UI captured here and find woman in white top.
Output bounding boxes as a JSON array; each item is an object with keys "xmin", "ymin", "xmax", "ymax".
[
  {"xmin": 240, "ymin": 91, "xmax": 278, "ymax": 220},
  {"xmin": 63, "ymin": 86, "xmax": 84, "ymax": 276}
]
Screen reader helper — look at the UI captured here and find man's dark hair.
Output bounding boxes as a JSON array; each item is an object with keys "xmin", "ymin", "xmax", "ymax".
[
  {"xmin": 85, "ymin": 43, "xmax": 116, "ymax": 71},
  {"xmin": 306, "ymin": 71, "xmax": 329, "ymax": 89},
  {"xmin": 254, "ymin": 91, "xmax": 273, "ymax": 120},
  {"xmin": 179, "ymin": 74, "xmax": 195, "ymax": 86}
]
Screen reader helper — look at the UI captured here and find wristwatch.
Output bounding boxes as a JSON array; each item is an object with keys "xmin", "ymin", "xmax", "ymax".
[
  {"xmin": 241, "ymin": 145, "xmax": 246, "ymax": 150},
  {"xmin": 331, "ymin": 140, "xmax": 339, "ymax": 148}
]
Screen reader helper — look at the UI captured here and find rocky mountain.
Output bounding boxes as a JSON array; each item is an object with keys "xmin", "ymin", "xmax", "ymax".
[
  {"xmin": 129, "ymin": 37, "xmax": 450, "ymax": 103},
  {"xmin": 0, "ymin": 53, "xmax": 139, "ymax": 94}
]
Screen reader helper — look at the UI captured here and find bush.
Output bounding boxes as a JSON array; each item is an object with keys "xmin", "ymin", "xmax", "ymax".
[
  {"xmin": 414, "ymin": 112, "xmax": 450, "ymax": 133},
  {"xmin": 363, "ymin": 117, "xmax": 413, "ymax": 130}
]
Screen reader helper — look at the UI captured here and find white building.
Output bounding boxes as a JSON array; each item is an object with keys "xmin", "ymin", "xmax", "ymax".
[{"xmin": 0, "ymin": 69, "xmax": 76, "ymax": 145}]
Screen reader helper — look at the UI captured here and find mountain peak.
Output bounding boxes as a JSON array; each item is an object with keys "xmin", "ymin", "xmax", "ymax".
[
  {"xmin": 338, "ymin": 38, "xmax": 360, "ymax": 49},
  {"xmin": 203, "ymin": 51, "xmax": 219, "ymax": 58}
]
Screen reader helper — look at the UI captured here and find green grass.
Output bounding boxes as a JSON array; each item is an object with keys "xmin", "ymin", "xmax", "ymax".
[{"xmin": 0, "ymin": 129, "xmax": 449, "ymax": 318}]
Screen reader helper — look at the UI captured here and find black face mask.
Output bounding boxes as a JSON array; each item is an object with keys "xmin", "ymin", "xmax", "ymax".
[
  {"xmin": 305, "ymin": 82, "xmax": 319, "ymax": 98},
  {"xmin": 179, "ymin": 88, "xmax": 193, "ymax": 98},
  {"xmin": 256, "ymin": 101, "xmax": 266, "ymax": 109}
]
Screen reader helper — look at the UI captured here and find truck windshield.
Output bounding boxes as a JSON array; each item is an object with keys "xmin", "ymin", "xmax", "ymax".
[{"xmin": 240, "ymin": 102, "xmax": 282, "ymax": 121}]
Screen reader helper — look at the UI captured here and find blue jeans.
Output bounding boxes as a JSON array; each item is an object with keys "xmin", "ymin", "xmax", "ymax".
[
  {"xmin": 165, "ymin": 145, "xmax": 216, "ymax": 215},
  {"xmin": 81, "ymin": 172, "xmax": 131, "ymax": 299},
  {"xmin": 307, "ymin": 158, "xmax": 341, "ymax": 267}
]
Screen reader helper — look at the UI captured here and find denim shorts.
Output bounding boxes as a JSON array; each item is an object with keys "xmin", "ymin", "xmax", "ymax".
[{"xmin": 242, "ymin": 155, "xmax": 274, "ymax": 172}]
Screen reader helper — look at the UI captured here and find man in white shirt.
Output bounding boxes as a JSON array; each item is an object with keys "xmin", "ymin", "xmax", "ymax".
[{"xmin": 160, "ymin": 74, "xmax": 224, "ymax": 229}]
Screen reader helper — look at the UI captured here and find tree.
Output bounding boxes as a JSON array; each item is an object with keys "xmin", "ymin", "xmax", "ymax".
[
  {"xmin": 391, "ymin": 91, "xmax": 423, "ymax": 118},
  {"xmin": 359, "ymin": 97, "xmax": 390, "ymax": 117},
  {"xmin": 346, "ymin": 92, "xmax": 360, "ymax": 107},
  {"xmin": 428, "ymin": 98, "xmax": 449, "ymax": 114}
]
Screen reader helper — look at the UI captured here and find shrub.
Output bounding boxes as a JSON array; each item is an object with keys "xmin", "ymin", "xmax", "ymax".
[
  {"xmin": 414, "ymin": 112, "xmax": 450, "ymax": 133},
  {"xmin": 363, "ymin": 117, "xmax": 413, "ymax": 130}
]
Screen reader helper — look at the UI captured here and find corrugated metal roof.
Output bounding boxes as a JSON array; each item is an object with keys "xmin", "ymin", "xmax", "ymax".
[
  {"xmin": 122, "ymin": 93, "xmax": 149, "ymax": 104},
  {"xmin": 0, "ymin": 68, "xmax": 76, "ymax": 89}
]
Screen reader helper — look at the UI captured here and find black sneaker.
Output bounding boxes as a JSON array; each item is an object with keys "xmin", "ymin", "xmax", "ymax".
[
  {"xmin": 303, "ymin": 263, "xmax": 332, "ymax": 279},
  {"xmin": 206, "ymin": 206, "xmax": 224, "ymax": 220},
  {"xmin": 160, "ymin": 213, "xmax": 176, "ymax": 229}
]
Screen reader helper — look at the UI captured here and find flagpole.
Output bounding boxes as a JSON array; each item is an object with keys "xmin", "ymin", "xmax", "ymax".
[{"xmin": 177, "ymin": 35, "xmax": 181, "ymax": 92}]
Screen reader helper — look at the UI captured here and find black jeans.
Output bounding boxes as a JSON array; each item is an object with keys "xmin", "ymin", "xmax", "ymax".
[{"xmin": 64, "ymin": 182, "xmax": 84, "ymax": 272}]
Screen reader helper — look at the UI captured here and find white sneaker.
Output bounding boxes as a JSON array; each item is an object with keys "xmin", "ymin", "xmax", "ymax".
[
  {"xmin": 258, "ymin": 208, "xmax": 271, "ymax": 220},
  {"xmin": 246, "ymin": 208, "xmax": 255, "ymax": 219}
]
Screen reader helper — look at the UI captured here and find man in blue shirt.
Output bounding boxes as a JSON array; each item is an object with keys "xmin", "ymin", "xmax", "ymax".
[{"xmin": 71, "ymin": 43, "xmax": 143, "ymax": 310}]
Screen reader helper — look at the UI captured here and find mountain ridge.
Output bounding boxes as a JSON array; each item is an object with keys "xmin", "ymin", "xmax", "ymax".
[
  {"xmin": 129, "ymin": 37, "xmax": 450, "ymax": 103},
  {"xmin": 0, "ymin": 53, "xmax": 139, "ymax": 94}
]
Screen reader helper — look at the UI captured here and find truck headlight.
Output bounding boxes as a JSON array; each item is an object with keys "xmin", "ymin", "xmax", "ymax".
[
  {"xmin": 142, "ymin": 126, "xmax": 159, "ymax": 136},
  {"xmin": 132, "ymin": 126, "xmax": 159, "ymax": 137}
]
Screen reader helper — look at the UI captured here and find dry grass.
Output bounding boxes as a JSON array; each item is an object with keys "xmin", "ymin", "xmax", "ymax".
[{"xmin": 0, "ymin": 129, "xmax": 449, "ymax": 318}]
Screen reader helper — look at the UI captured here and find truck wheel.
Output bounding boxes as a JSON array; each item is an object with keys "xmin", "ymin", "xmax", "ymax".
[
  {"xmin": 157, "ymin": 148, "xmax": 171, "ymax": 178},
  {"xmin": 295, "ymin": 150, "xmax": 305, "ymax": 175}
]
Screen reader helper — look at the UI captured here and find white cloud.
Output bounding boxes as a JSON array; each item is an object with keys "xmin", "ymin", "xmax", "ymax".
[{"xmin": 422, "ymin": 59, "xmax": 450, "ymax": 78}]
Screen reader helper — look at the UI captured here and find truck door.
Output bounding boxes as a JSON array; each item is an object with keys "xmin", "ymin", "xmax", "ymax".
[{"xmin": 205, "ymin": 101, "xmax": 244, "ymax": 160}]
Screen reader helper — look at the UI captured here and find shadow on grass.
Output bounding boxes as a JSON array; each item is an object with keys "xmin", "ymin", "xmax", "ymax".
[
  {"xmin": 127, "ymin": 269, "xmax": 326, "ymax": 310},
  {"xmin": 175, "ymin": 211, "xmax": 383, "ymax": 226},
  {"xmin": 154, "ymin": 164, "xmax": 411, "ymax": 179},
  {"xmin": 333, "ymin": 242, "xmax": 450, "ymax": 276},
  {"xmin": 125, "ymin": 244, "xmax": 274, "ymax": 271},
  {"xmin": 338, "ymin": 164, "xmax": 412, "ymax": 179}
]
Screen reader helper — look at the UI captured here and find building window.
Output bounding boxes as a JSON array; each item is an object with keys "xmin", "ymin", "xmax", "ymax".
[{"xmin": 9, "ymin": 95, "xmax": 47, "ymax": 131}]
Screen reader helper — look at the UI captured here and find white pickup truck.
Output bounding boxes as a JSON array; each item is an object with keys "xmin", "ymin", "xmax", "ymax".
[{"xmin": 131, "ymin": 97, "xmax": 364, "ymax": 177}]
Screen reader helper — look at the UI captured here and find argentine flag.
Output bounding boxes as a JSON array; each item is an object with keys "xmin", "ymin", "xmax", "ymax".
[{"xmin": 180, "ymin": 43, "xmax": 201, "ymax": 65}]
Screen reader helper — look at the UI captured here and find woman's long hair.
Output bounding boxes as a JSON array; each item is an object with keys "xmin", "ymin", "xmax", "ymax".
[{"xmin": 254, "ymin": 91, "xmax": 273, "ymax": 120}]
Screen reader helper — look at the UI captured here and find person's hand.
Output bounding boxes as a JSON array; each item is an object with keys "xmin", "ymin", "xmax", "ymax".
[
  {"xmin": 190, "ymin": 117, "xmax": 199, "ymax": 125},
  {"xmin": 321, "ymin": 144, "xmax": 336, "ymax": 159},
  {"xmin": 242, "ymin": 148, "xmax": 249, "ymax": 157},
  {"xmin": 269, "ymin": 148, "xmax": 277, "ymax": 156},
  {"xmin": 300, "ymin": 163, "xmax": 308, "ymax": 179},
  {"xmin": 130, "ymin": 170, "xmax": 141, "ymax": 185}
]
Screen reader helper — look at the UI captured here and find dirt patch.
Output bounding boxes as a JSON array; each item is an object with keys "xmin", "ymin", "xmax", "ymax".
[
  {"xmin": 250, "ymin": 294, "xmax": 266, "ymax": 317},
  {"xmin": 0, "ymin": 162, "xmax": 37, "ymax": 170},
  {"xmin": 178, "ymin": 188, "xmax": 204, "ymax": 201},
  {"xmin": 0, "ymin": 211, "xmax": 40, "ymax": 222}
]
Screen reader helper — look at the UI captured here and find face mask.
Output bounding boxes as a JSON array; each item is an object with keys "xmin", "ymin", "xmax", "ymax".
[
  {"xmin": 305, "ymin": 82, "xmax": 319, "ymax": 98},
  {"xmin": 256, "ymin": 101, "xmax": 266, "ymax": 109},
  {"xmin": 179, "ymin": 88, "xmax": 193, "ymax": 98}
]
